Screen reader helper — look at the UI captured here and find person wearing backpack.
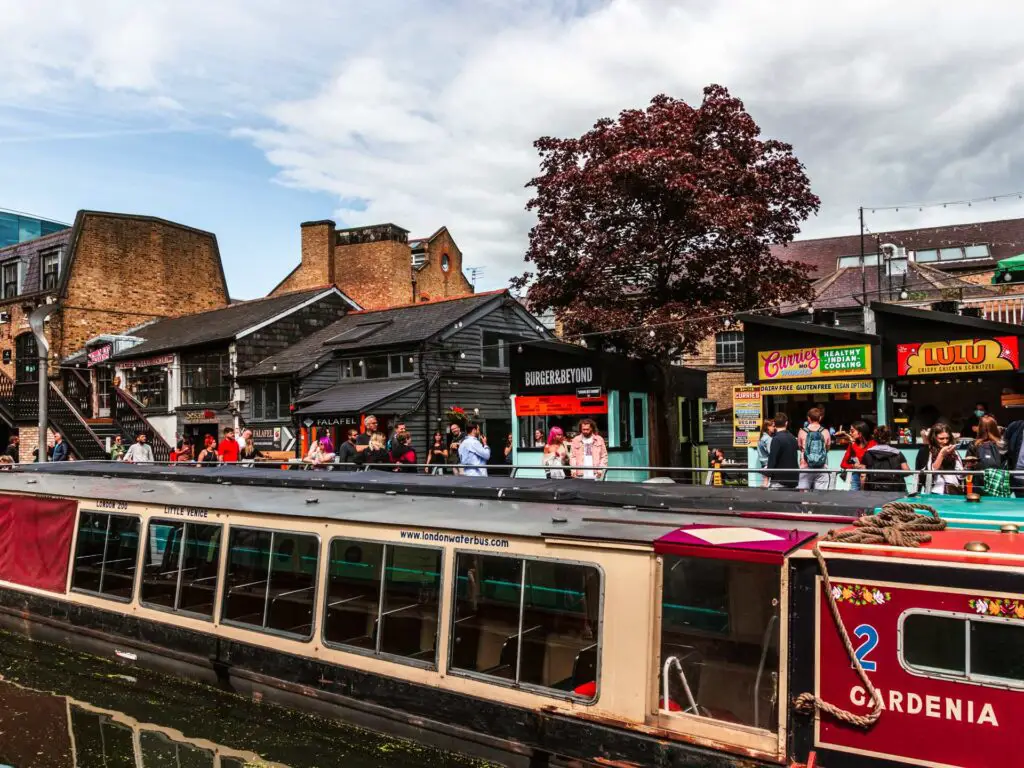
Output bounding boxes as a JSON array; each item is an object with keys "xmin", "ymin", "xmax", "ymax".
[
  {"xmin": 861, "ymin": 425, "xmax": 910, "ymax": 492},
  {"xmin": 798, "ymin": 407, "xmax": 832, "ymax": 491},
  {"xmin": 966, "ymin": 414, "xmax": 1007, "ymax": 481}
]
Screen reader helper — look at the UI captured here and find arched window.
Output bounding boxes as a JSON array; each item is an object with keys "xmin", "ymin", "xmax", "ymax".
[{"xmin": 441, "ymin": 253, "xmax": 450, "ymax": 272}]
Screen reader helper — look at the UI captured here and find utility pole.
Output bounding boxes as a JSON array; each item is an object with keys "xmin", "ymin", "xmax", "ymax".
[
  {"xmin": 29, "ymin": 304, "xmax": 59, "ymax": 462},
  {"xmin": 859, "ymin": 207, "xmax": 866, "ymax": 306}
]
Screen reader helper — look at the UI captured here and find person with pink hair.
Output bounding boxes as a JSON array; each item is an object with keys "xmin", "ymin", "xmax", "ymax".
[{"xmin": 542, "ymin": 426, "xmax": 569, "ymax": 479}]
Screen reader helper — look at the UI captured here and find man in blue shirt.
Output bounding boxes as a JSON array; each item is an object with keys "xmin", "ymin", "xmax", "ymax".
[{"xmin": 458, "ymin": 422, "xmax": 491, "ymax": 476}]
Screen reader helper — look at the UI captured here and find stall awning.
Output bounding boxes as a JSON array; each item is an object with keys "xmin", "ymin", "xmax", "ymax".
[
  {"xmin": 295, "ymin": 379, "xmax": 423, "ymax": 417},
  {"xmin": 654, "ymin": 524, "xmax": 817, "ymax": 565},
  {"xmin": 993, "ymin": 254, "xmax": 1024, "ymax": 285}
]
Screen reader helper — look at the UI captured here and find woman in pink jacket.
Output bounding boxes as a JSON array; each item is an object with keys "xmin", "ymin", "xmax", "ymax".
[{"xmin": 569, "ymin": 419, "xmax": 609, "ymax": 479}]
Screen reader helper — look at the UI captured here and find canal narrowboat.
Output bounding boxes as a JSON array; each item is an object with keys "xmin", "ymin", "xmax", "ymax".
[{"xmin": 0, "ymin": 464, "xmax": 1020, "ymax": 767}]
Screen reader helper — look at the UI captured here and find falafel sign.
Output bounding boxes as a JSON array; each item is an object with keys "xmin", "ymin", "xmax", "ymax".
[
  {"xmin": 758, "ymin": 345, "xmax": 871, "ymax": 381},
  {"xmin": 897, "ymin": 336, "xmax": 1020, "ymax": 376}
]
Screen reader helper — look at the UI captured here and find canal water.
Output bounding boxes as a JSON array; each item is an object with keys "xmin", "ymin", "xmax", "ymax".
[{"xmin": 0, "ymin": 631, "xmax": 495, "ymax": 768}]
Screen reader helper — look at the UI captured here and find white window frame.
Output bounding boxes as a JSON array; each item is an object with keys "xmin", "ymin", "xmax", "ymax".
[
  {"xmin": 1, "ymin": 260, "xmax": 19, "ymax": 299},
  {"xmin": 715, "ymin": 331, "xmax": 744, "ymax": 366},
  {"xmin": 897, "ymin": 608, "xmax": 1024, "ymax": 690},
  {"xmin": 40, "ymin": 248, "xmax": 61, "ymax": 291}
]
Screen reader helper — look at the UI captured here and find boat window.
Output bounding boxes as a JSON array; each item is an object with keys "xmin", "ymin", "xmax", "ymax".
[
  {"xmin": 221, "ymin": 527, "xmax": 319, "ymax": 640},
  {"xmin": 140, "ymin": 520, "xmax": 222, "ymax": 619},
  {"xmin": 71, "ymin": 511, "xmax": 141, "ymax": 601},
  {"xmin": 903, "ymin": 613, "xmax": 965, "ymax": 674},
  {"xmin": 971, "ymin": 620, "xmax": 1024, "ymax": 682},
  {"xmin": 901, "ymin": 612, "xmax": 1024, "ymax": 685},
  {"xmin": 322, "ymin": 538, "xmax": 441, "ymax": 665},
  {"xmin": 659, "ymin": 555, "xmax": 780, "ymax": 731},
  {"xmin": 449, "ymin": 552, "xmax": 601, "ymax": 699}
]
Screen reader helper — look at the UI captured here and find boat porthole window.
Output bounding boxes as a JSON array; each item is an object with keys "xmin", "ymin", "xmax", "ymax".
[{"xmin": 901, "ymin": 611, "xmax": 1024, "ymax": 686}]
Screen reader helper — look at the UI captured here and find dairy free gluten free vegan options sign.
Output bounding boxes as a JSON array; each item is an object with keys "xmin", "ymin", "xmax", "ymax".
[{"xmin": 758, "ymin": 344, "xmax": 871, "ymax": 381}]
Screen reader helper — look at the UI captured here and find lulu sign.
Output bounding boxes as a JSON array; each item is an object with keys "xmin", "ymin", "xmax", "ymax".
[
  {"xmin": 897, "ymin": 336, "xmax": 1020, "ymax": 376},
  {"xmin": 758, "ymin": 344, "xmax": 871, "ymax": 381}
]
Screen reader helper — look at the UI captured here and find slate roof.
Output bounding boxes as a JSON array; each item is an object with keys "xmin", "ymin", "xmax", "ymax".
[
  {"xmin": 239, "ymin": 290, "xmax": 507, "ymax": 379},
  {"xmin": 770, "ymin": 216, "xmax": 1024, "ymax": 277},
  {"xmin": 294, "ymin": 378, "xmax": 424, "ymax": 416},
  {"xmin": 0, "ymin": 229, "xmax": 72, "ymax": 299},
  {"xmin": 111, "ymin": 287, "xmax": 345, "ymax": 359}
]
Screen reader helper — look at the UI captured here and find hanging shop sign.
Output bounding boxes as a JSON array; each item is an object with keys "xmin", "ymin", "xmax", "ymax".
[
  {"xmin": 123, "ymin": 354, "xmax": 174, "ymax": 369},
  {"xmin": 515, "ymin": 394, "xmax": 608, "ymax": 416},
  {"xmin": 182, "ymin": 410, "xmax": 218, "ymax": 424},
  {"xmin": 897, "ymin": 336, "xmax": 1020, "ymax": 376},
  {"xmin": 758, "ymin": 379, "xmax": 874, "ymax": 396},
  {"xmin": 87, "ymin": 344, "xmax": 113, "ymax": 367},
  {"xmin": 732, "ymin": 385, "xmax": 763, "ymax": 448},
  {"xmin": 758, "ymin": 344, "xmax": 871, "ymax": 381}
]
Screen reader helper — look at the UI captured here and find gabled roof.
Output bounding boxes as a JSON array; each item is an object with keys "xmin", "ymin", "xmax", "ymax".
[
  {"xmin": 239, "ymin": 290, "xmax": 510, "ymax": 379},
  {"xmin": 112, "ymin": 287, "xmax": 350, "ymax": 359},
  {"xmin": 59, "ymin": 210, "xmax": 231, "ymax": 305}
]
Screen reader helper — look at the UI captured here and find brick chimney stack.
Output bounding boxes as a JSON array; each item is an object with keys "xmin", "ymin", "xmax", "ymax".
[{"xmin": 300, "ymin": 220, "xmax": 336, "ymax": 286}]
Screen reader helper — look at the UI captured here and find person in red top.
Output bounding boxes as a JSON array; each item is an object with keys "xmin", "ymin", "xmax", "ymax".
[
  {"xmin": 837, "ymin": 420, "xmax": 875, "ymax": 491},
  {"xmin": 217, "ymin": 427, "xmax": 239, "ymax": 464}
]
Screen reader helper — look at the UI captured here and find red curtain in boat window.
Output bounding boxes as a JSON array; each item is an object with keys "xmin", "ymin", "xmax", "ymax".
[{"xmin": 0, "ymin": 493, "xmax": 77, "ymax": 592}]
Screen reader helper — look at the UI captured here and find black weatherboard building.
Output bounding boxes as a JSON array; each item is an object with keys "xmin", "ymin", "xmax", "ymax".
[
  {"xmin": 238, "ymin": 290, "xmax": 549, "ymax": 460},
  {"xmin": 106, "ymin": 287, "xmax": 358, "ymax": 455}
]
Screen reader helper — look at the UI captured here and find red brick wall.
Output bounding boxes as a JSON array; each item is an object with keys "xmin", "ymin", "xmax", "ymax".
[
  {"xmin": 334, "ymin": 240, "xmax": 414, "ymax": 310},
  {"xmin": 56, "ymin": 213, "xmax": 228, "ymax": 363},
  {"xmin": 415, "ymin": 229, "xmax": 473, "ymax": 301}
]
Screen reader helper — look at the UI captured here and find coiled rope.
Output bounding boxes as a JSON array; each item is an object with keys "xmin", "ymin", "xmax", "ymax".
[{"xmin": 793, "ymin": 502, "xmax": 946, "ymax": 729}]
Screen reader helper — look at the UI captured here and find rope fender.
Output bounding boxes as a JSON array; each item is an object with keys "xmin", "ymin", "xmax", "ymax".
[{"xmin": 792, "ymin": 502, "xmax": 946, "ymax": 729}]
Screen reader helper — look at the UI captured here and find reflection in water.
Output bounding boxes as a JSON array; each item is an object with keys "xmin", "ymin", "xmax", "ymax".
[{"xmin": 0, "ymin": 632, "xmax": 491, "ymax": 768}]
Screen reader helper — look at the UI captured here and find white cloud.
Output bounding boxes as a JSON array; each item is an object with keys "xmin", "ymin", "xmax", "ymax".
[{"xmin": 3, "ymin": 0, "xmax": 1024, "ymax": 289}]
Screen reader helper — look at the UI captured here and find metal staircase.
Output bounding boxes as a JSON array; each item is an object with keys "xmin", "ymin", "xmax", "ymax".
[
  {"xmin": 113, "ymin": 388, "xmax": 172, "ymax": 462},
  {"xmin": 2, "ymin": 379, "xmax": 109, "ymax": 461}
]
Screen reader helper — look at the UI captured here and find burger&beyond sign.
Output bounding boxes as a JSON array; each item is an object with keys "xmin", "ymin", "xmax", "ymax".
[
  {"xmin": 523, "ymin": 367, "xmax": 594, "ymax": 388},
  {"xmin": 758, "ymin": 344, "xmax": 870, "ymax": 381}
]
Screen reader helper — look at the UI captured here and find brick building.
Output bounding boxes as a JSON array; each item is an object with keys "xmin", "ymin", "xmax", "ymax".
[
  {"xmin": 270, "ymin": 220, "xmax": 474, "ymax": 310},
  {"xmin": 0, "ymin": 210, "xmax": 229, "ymax": 461}
]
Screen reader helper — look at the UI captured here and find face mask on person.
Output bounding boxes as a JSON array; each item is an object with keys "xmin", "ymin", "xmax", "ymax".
[{"xmin": 975, "ymin": 409, "xmax": 985, "ymax": 418}]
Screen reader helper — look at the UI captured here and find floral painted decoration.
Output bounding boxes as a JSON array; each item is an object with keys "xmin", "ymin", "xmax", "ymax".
[
  {"xmin": 830, "ymin": 583, "xmax": 891, "ymax": 606},
  {"xmin": 969, "ymin": 597, "xmax": 1024, "ymax": 619}
]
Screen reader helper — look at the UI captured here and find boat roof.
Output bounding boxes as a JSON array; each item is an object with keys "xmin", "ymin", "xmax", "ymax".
[
  {"xmin": 0, "ymin": 464, "xmax": 849, "ymax": 550},
  {"xmin": 814, "ymin": 526, "xmax": 1024, "ymax": 566},
  {"xmin": 878, "ymin": 493, "xmax": 1024, "ymax": 530},
  {"xmin": 5, "ymin": 463, "xmax": 898, "ymax": 516}
]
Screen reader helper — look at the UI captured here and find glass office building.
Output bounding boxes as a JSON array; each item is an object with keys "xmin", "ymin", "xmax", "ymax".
[{"xmin": 0, "ymin": 210, "xmax": 69, "ymax": 248}]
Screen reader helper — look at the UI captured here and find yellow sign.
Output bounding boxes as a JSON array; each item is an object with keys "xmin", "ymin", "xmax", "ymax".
[
  {"xmin": 758, "ymin": 344, "xmax": 871, "ymax": 381},
  {"xmin": 732, "ymin": 385, "xmax": 763, "ymax": 448},
  {"xmin": 758, "ymin": 379, "xmax": 874, "ymax": 396}
]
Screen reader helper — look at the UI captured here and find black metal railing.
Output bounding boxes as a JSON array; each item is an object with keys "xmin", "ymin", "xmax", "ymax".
[
  {"xmin": 113, "ymin": 388, "xmax": 172, "ymax": 462},
  {"xmin": 46, "ymin": 383, "xmax": 108, "ymax": 461}
]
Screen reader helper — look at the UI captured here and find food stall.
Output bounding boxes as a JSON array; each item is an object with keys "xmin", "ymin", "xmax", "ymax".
[
  {"xmin": 509, "ymin": 341, "xmax": 706, "ymax": 481},
  {"xmin": 737, "ymin": 315, "xmax": 882, "ymax": 487},
  {"xmin": 873, "ymin": 302, "xmax": 1024, "ymax": 444}
]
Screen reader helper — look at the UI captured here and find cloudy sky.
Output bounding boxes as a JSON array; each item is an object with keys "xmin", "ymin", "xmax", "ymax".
[{"xmin": 1, "ymin": 0, "xmax": 1022, "ymax": 298}]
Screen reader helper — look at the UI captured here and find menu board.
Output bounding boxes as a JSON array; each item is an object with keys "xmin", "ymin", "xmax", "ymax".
[{"xmin": 732, "ymin": 386, "xmax": 763, "ymax": 448}]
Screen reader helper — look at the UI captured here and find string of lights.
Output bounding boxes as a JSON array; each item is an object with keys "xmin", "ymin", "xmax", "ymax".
[{"xmin": 865, "ymin": 190, "xmax": 1024, "ymax": 214}]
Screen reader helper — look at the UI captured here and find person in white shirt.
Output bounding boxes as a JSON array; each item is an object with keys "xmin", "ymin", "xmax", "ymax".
[
  {"xmin": 122, "ymin": 432, "xmax": 154, "ymax": 463},
  {"xmin": 236, "ymin": 428, "xmax": 250, "ymax": 452}
]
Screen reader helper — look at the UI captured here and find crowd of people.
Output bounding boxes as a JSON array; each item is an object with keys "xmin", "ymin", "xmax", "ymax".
[{"xmin": 753, "ymin": 405, "xmax": 1023, "ymax": 496}]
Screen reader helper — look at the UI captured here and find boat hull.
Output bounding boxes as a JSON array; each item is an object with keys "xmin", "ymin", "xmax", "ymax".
[{"xmin": 0, "ymin": 586, "xmax": 771, "ymax": 768}]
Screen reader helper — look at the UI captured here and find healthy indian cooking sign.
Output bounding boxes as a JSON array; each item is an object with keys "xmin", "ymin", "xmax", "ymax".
[
  {"xmin": 897, "ymin": 336, "xmax": 1020, "ymax": 376},
  {"xmin": 758, "ymin": 344, "xmax": 871, "ymax": 381}
]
